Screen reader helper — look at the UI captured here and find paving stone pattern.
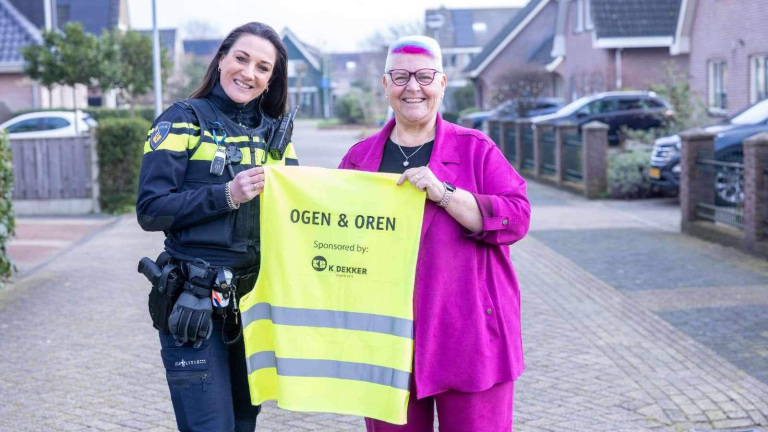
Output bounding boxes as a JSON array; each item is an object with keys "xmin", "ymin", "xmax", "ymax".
[
  {"xmin": 532, "ymin": 228, "xmax": 768, "ymax": 291},
  {"xmin": 1, "ymin": 180, "xmax": 767, "ymax": 430},
  {"xmin": 659, "ymin": 305, "xmax": 768, "ymax": 385}
]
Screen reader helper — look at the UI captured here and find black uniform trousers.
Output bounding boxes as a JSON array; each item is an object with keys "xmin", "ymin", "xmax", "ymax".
[{"xmin": 158, "ymin": 272, "xmax": 260, "ymax": 432}]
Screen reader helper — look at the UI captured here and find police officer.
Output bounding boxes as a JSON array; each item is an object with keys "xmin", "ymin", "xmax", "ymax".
[{"xmin": 136, "ymin": 22, "xmax": 297, "ymax": 432}]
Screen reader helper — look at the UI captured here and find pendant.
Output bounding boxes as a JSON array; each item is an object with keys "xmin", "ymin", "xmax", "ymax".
[{"xmin": 403, "ymin": 161, "xmax": 409, "ymax": 167}]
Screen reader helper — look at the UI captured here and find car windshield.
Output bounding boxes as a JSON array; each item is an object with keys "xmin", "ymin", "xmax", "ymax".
[
  {"xmin": 730, "ymin": 99, "xmax": 768, "ymax": 125},
  {"xmin": 553, "ymin": 95, "xmax": 597, "ymax": 116}
]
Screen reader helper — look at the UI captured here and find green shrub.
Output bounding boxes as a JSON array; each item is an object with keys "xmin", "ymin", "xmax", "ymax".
[
  {"xmin": 442, "ymin": 111, "xmax": 459, "ymax": 123},
  {"xmin": 453, "ymin": 84, "xmax": 476, "ymax": 113},
  {"xmin": 97, "ymin": 117, "xmax": 150, "ymax": 213},
  {"xmin": 607, "ymin": 148, "xmax": 656, "ymax": 199},
  {"xmin": 0, "ymin": 131, "xmax": 15, "ymax": 286},
  {"xmin": 459, "ymin": 107, "xmax": 480, "ymax": 117},
  {"xmin": 336, "ymin": 94, "xmax": 365, "ymax": 125}
]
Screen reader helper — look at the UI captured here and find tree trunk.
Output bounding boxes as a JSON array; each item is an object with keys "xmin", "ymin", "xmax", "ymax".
[{"xmin": 72, "ymin": 85, "xmax": 79, "ymax": 135}]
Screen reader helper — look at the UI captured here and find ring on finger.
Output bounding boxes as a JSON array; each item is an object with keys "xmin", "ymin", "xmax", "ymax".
[{"xmin": 253, "ymin": 183, "xmax": 258, "ymax": 191}]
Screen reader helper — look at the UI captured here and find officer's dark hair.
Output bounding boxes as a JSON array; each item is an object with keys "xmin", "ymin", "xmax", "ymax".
[{"xmin": 190, "ymin": 22, "xmax": 288, "ymax": 119}]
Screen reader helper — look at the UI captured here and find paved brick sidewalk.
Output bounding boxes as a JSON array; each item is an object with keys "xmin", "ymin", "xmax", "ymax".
[
  {"xmin": 7, "ymin": 216, "xmax": 118, "ymax": 276},
  {"xmin": 0, "ymin": 180, "xmax": 766, "ymax": 431}
]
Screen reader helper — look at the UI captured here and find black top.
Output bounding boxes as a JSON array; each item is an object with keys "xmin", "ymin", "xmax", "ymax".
[
  {"xmin": 136, "ymin": 82, "xmax": 294, "ymax": 269},
  {"xmin": 378, "ymin": 138, "xmax": 434, "ymax": 174}
]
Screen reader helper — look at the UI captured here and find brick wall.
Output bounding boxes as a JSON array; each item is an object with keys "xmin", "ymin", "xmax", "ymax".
[
  {"xmin": 688, "ymin": 0, "xmax": 768, "ymax": 115},
  {"xmin": 475, "ymin": 0, "xmax": 559, "ymax": 110},
  {"xmin": 0, "ymin": 74, "xmax": 36, "ymax": 118},
  {"xmin": 559, "ymin": 3, "xmax": 614, "ymax": 101},
  {"xmin": 558, "ymin": 2, "xmax": 688, "ymax": 102},
  {"xmin": 621, "ymin": 49, "xmax": 689, "ymax": 91}
]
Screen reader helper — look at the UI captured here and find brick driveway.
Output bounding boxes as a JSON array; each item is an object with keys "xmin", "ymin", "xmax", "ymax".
[{"xmin": 1, "ymin": 148, "xmax": 767, "ymax": 430}]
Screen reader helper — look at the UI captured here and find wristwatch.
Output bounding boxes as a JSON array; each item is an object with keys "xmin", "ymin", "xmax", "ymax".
[{"xmin": 437, "ymin": 182, "xmax": 456, "ymax": 208}]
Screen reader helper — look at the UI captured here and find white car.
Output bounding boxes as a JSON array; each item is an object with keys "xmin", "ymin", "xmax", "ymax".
[{"xmin": 0, "ymin": 111, "xmax": 97, "ymax": 139}]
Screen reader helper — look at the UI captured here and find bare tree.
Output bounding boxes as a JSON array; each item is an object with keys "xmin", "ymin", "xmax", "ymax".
[
  {"xmin": 360, "ymin": 20, "xmax": 425, "ymax": 52},
  {"xmin": 491, "ymin": 68, "xmax": 553, "ymax": 116},
  {"xmin": 183, "ymin": 19, "xmax": 222, "ymax": 39}
]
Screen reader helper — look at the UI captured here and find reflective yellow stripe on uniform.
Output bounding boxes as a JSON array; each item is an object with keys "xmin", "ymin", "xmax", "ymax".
[{"xmin": 239, "ymin": 166, "xmax": 424, "ymax": 425}]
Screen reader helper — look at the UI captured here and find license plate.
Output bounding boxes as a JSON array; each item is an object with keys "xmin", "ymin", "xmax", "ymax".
[{"xmin": 649, "ymin": 168, "xmax": 661, "ymax": 179}]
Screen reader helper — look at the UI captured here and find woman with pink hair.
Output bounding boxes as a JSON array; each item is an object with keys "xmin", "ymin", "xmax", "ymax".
[{"xmin": 338, "ymin": 35, "xmax": 530, "ymax": 431}]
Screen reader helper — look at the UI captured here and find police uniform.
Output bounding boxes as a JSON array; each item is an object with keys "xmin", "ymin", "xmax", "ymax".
[{"xmin": 137, "ymin": 82, "xmax": 298, "ymax": 432}]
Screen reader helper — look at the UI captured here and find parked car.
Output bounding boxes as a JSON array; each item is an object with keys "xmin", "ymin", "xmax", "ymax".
[
  {"xmin": 530, "ymin": 91, "xmax": 674, "ymax": 145},
  {"xmin": 649, "ymin": 98, "xmax": 768, "ymax": 205},
  {"xmin": 0, "ymin": 111, "xmax": 97, "ymax": 139},
  {"xmin": 458, "ymin": 97, "xmax": 564, "ymax": 130}
]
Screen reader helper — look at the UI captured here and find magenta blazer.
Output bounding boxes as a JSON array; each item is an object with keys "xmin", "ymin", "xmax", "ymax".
[{"xmin": 338, "ymin": 115, "xmax": 530, "ymax": 399}]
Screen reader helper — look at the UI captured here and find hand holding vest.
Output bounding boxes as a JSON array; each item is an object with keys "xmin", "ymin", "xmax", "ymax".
[{"xmin": 239, "ymin": 166, "xmax": 426, "ymax": 424}]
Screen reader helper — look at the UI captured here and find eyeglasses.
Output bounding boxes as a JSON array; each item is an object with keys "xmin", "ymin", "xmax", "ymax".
[{"xmin": 387, "ymin": 69, "xmax": 441, "ymax": 86}]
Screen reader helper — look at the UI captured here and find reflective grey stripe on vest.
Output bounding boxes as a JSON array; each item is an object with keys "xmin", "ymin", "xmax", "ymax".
[
  {"xmin": 247, "ymin": 351, "xmax": 411, "ymax": 391},
  {"xmin": 241, "ymin": 302, "xmax": 413, "ymax": 339}
]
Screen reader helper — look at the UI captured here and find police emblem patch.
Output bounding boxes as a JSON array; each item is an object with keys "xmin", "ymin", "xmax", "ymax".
[{"xmin": 150, "ymin": 121, "xmax": 172, "ymax": 150}]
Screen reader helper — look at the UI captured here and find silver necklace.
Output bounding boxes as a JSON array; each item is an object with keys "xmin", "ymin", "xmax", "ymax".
[{"xmin": 394, "ymin": 126, "xmax": 432, "ymax": 167}]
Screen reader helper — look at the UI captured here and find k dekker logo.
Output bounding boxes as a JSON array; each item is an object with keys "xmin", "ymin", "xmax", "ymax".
[{"xmin": 312, "ymin": 256, "xmax": 328, "ymax": 271}]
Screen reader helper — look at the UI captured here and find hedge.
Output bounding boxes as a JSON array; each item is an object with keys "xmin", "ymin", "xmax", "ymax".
[
  {"xmin": 0, "ymin": 131, "xmax": 15, "ymax": 286},
  {"xmin": 607, "ymin": 148, "xmax": 656, "ymax": 199},
  {"xmin": 97, "ymin": 117, "xmax": 151, "ymax": 213}
]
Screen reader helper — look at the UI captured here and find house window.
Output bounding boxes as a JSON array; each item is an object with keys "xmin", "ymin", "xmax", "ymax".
[
  {"xmin": 472, "ymin": 22, "xmax": 488, "ymax": 33},
  {"xmin": 585, "ymin": 0, "xmax": 594, "ymax": 30},
  {"xmin": 287, "ymin": 60, "xmax": 307, "ymax": 78},
  {"xmin": 573, "ymin": 0, "xmax": 585, "ymax": 33},
  {"xmin": 570, "ymin": 75, "xmax": 580, "ymax": 101},
  {"xmin": 708, "ymin": 60, "xmax": 728, "ymax": 111},
  {"xmin": 750, "ymin": 54, "xmax": 768, "ymax": 103},
  {"xmin": 57, "ymin": 5, "xmax": 71, "ymax": 26}
]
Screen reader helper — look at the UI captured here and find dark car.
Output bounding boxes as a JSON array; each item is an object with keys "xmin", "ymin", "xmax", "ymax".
[
  {"xmin": 649, "ymin": 98, "xmax": 768, "ymax": 205},
  {"xmin": 530, "ymin": 91, "xmax": 674, "ymax": 145},
  {"xmin": 458, "ymin": 97, "xmax": 564, "ymax": 130}
]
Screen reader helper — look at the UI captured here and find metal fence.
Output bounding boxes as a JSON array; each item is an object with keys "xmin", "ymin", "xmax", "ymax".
[
  {"xmin": 563, "ymin": 130, "xmax": 583, "ymax": 181},
  {"xmin": 695, "ymin": 153, "xmax": 744, "ymax": 231},
  {"xmin": 488, "ymin": 121, "xmax": 501, "ymax": 148},
  {"xmin": 503, "ymin": 122, "xmax": 517, "ymax": 163},
  {"xmin": 765, "ymin": 164, "xmax": 768, "ymax": 237},
  {"xmin": 522, "ymin": 127, "xmax": 535, "ymax": 169},
  {"xmin": 540, "ymin": 127, "xmax": 556, "ymax": 176},
  {"xmin": 11, "ymin": 136, "xmax": 95, "ymax": 200}
]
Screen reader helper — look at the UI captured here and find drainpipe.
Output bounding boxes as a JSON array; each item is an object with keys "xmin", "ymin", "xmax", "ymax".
[{"xmin": 615, "ymin": 48, "xmax": 623, "ymax": 90}]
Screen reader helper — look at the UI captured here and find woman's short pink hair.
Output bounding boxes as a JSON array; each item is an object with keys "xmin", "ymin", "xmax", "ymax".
[{"xmin": 384, "ymin": 35, "xmax": 443, "ymax": 73}]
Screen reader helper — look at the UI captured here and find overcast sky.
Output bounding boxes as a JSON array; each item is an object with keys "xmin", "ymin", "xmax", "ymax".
[{"xmin": 127, "ymin": 0, "xmax": 528, "ymax": 52}]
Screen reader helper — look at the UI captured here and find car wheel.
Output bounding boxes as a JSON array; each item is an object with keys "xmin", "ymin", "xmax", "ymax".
[{"xmin": 714, "ymin": 151, "xmax": 744, "ymax": 207}]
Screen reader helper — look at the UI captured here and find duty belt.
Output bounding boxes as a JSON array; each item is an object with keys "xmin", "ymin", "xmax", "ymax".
[{"xmin": 177, "ymin": 258, "xmax": 259, "ymax": 344}]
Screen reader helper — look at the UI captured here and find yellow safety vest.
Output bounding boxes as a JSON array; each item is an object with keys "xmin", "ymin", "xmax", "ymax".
[{"xmin": 239, "ymin": 166, "xmax": 425, "ymax": 424}]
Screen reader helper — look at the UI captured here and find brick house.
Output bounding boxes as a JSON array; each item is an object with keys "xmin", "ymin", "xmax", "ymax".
[
  {"xmin": 0, "ymin": 0, "xmax": 129, "ymax": 118},
  {"xmin": 552, "ymin": 0, "xmax": 688, "ymax": 103},
  {"xmin": 0, "ymin": 0, "xmax": 44, "ymax": 121},
  {"xmin": 463, "ymin": 0, "xmax": 562, "ymax": 110},
  {"xmin": 672, "ymin": 0, "xmax": 768, "ymax": 116},
  {"xmin": 424, "ymin": 6, "xmax": 520, "ymax": 111},
  {"xmin": 281, "ymin": 28, "xmax": 327, "ymax": 117}
]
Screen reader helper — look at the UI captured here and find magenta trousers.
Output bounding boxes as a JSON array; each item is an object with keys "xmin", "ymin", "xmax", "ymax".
[{"xmin": 365, "ymin": 381, "xmax": 515, "ymax": 432}]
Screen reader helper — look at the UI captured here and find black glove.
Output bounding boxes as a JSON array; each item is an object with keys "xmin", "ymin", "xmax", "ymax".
[{"xmin": 168, "ymin": 290, "xmax": 212, "ymax": 348}]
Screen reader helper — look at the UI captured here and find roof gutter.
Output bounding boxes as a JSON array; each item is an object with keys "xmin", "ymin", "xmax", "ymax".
[
  {"xmin": 594, "ymin": 36, "xmax": 674, "ymax": 49},
  {"xmin": 466, "ymin": 0, "xmax": 552, "ymax": 78},
  {"xmin": 545, "ymin": 55, "xmax": 563, "ymax": 73},
  {"xmin": 0, "ymin": 63, "xmax": 25, "ymax": 73}
]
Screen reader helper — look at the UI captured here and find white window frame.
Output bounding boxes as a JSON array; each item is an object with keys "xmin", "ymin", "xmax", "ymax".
[
  {"xmin": 750, "ymin": 54, "xmax": 768, "ymax": 104},
  {"xmin": 708, "ymin": 59, "xmax": 728, "ymax": 112},
  {"xmin": 585, "ymin": 0, "xmax": 594, "ymax": 30},
  {"xmin": 574, "ymin": 0, "xmax": 585, "ymax": 34}
]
